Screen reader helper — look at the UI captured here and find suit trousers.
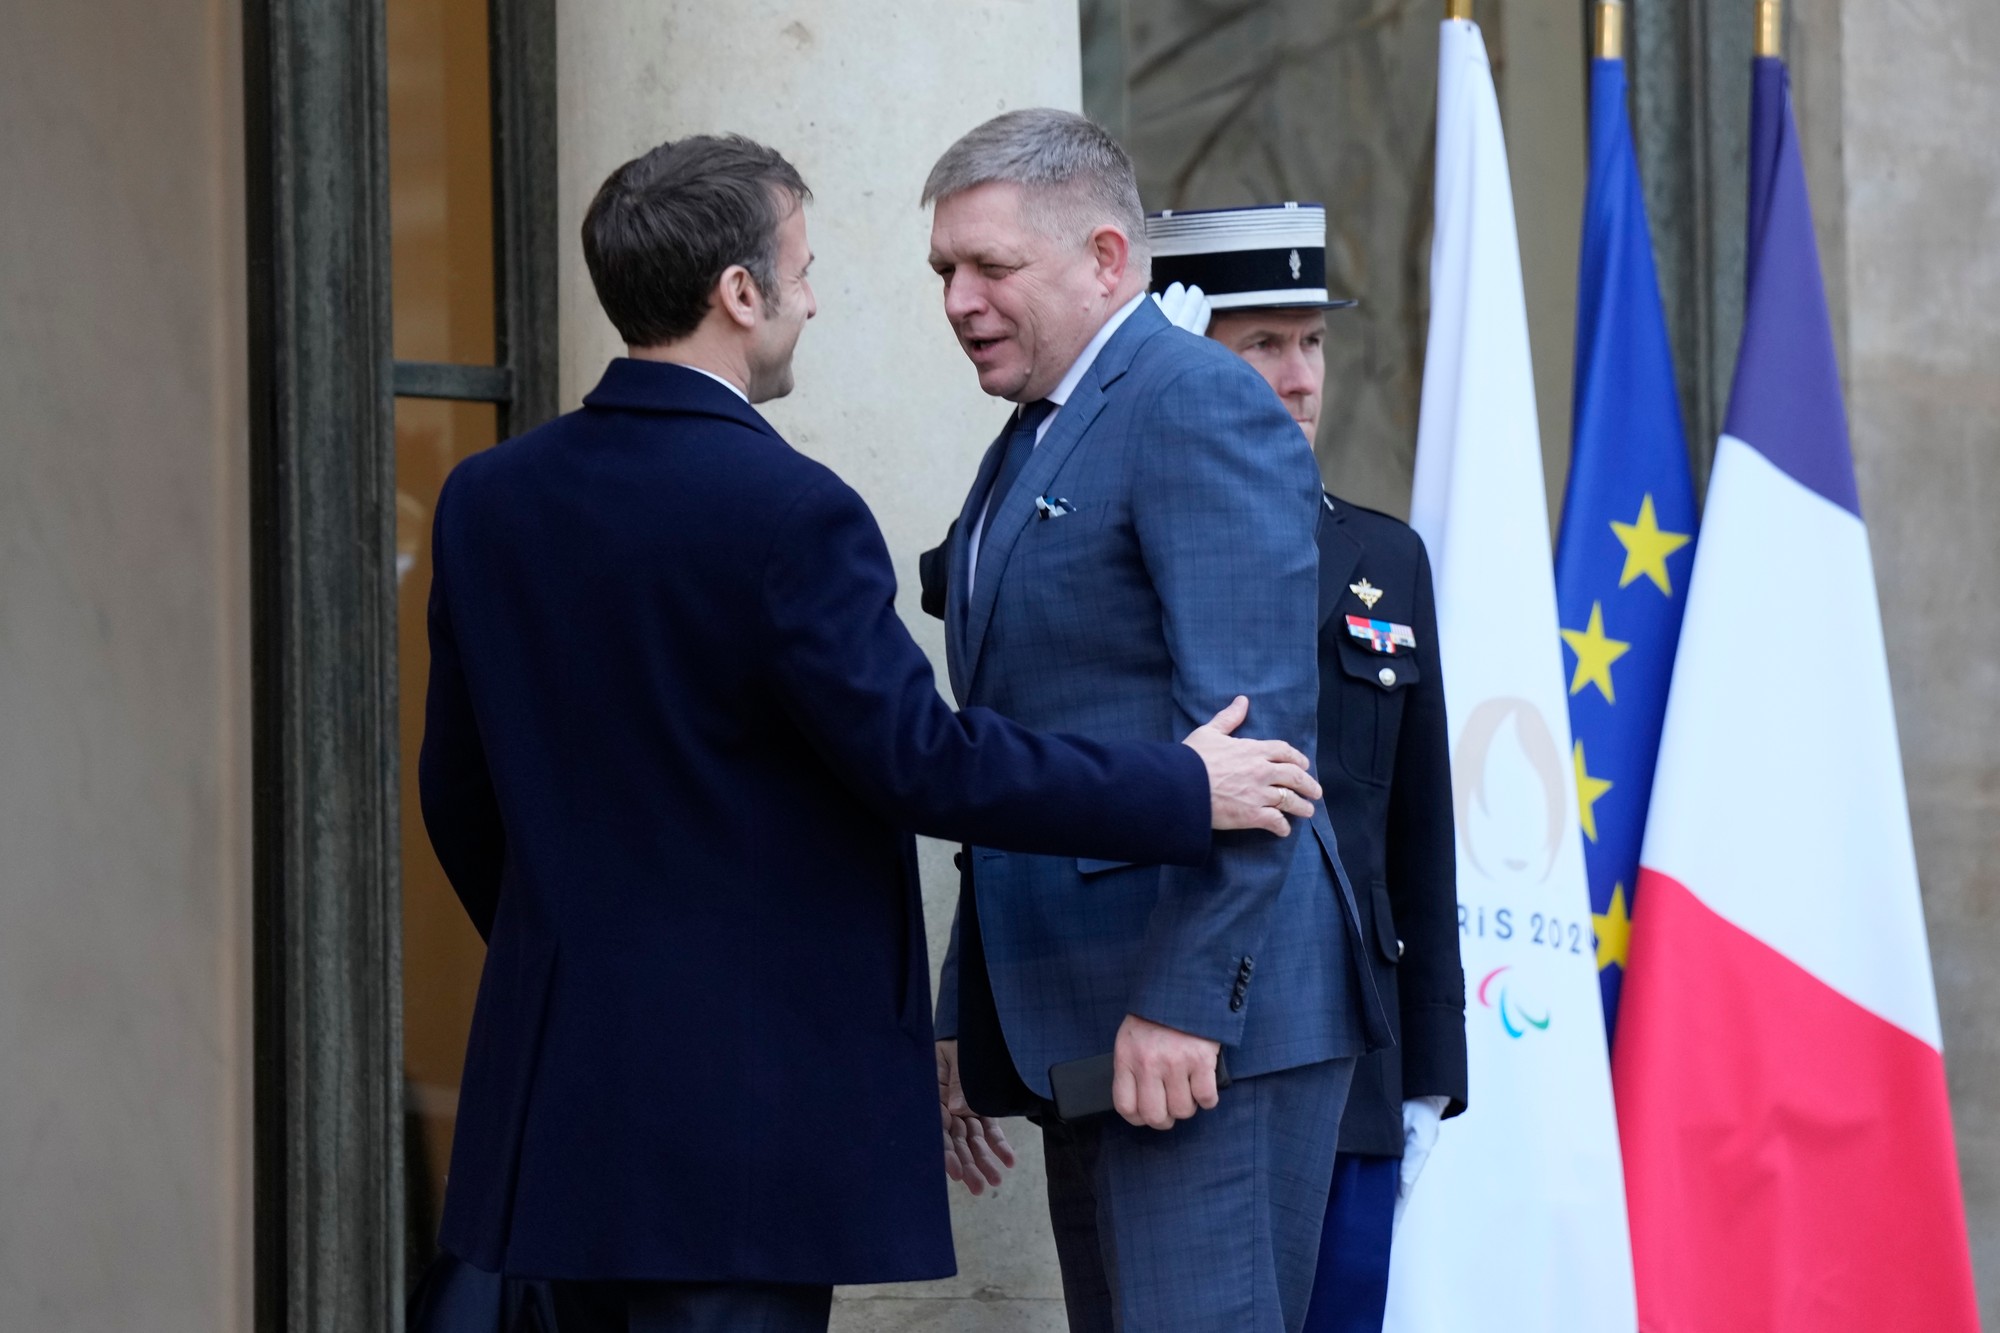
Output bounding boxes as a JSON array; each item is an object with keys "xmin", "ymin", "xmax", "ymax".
[
  {"xmin": 1301, "ymin": 1152, "xmax": 1398, "ymax": 1333},
  {"xmin": 548, "ymin": 1279, "xmax": 832, "ymax": 1333},
  {"xmin": 1041, "ymin": 1057, "xmax": 1354, "ymax": 1333}
]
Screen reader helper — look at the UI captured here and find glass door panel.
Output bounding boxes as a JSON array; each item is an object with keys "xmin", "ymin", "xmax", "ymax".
[
  {"xmin": 387, "ymin": 0, "xmax": 502, "ymax": 1265},
  {"xmin": 389, "ymin": 0, "xmax": 496, "ymax": 366},
  {"xmin": 393, "ymin": 396, "xmax": 498, "ymax": 1249}
]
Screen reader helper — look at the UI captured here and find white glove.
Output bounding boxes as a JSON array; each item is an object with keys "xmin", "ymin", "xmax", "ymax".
[
  {"xmin": 1152, "ymin": 281, "xmax": 1213, "ymax": 337},
  {"xmin": 1393, "ymin": 1095, "xmax": 1450, "ymax": 1232}
]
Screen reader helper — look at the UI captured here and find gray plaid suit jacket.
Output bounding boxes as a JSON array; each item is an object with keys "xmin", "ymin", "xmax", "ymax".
[{"xmin": 936, "ymin": 299, "xmax": 1392, "ymax": 1096}]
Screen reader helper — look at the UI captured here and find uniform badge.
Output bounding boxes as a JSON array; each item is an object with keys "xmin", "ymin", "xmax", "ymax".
[
  {"xmin": 1346, "ymin": 615, "xmax": 1416, "ymax": 654},
  {"xmin": 1349, "ymin": 577, "xmax": 1384, "ymax": 611},
  {"xmin": 1289, "ymin": 249, "xmax": 1303, "ymax": 281}
]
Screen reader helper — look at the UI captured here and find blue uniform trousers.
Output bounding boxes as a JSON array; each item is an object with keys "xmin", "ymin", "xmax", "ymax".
[
  {"xmin": 1300, "ymin": 1152, "xmax": 1398, "ymax": 1333},
  {"xmin": 1041, "ymin": 1057, "xmax": 1354, "ymax": 1333}
]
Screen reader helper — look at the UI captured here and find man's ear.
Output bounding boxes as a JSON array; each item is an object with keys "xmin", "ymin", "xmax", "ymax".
[
  {"xmin": 714, "ymin": 264, "xmax": 761, "ymax": 330},
  {"xmin": 1087, "ymin": 225, "xmax": 1132, "ymax": 295}
]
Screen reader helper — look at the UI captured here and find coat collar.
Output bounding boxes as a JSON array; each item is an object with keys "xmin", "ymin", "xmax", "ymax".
[
  {"xmin": 1317, "ymin": 491, "xmax": 1363, "ymax": 629},
  {"xmin": 581, "ymin": 358, "xmax": 778, "ymax": 437}
]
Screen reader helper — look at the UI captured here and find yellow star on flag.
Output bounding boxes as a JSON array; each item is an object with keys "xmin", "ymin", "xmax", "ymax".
[
  {"xmin": 1561, "ymin": 601, "xmax": 1631, "ymax": 703},
  {"xmin": 1610, "ymin": 494, "xmax": 1693, "ymax": 595},
  {"xmin": 1572, "ymin": 740, "xmax": 1614, "ymax": 842},
  {"xmin": 1595, "ymin": 882, "xmax": 1632, "ymax": 971}
]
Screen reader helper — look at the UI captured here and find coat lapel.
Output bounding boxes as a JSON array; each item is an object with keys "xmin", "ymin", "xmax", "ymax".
[
  {"xmin": 961, "ymin": 302, "xmax": 1170, "ymax": 695},
  {"xmin": 947, "ymin": 422, "xmax": 1011, "ymax": 703}
]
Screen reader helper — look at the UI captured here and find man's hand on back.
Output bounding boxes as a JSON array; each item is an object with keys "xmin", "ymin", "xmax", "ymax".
[
  {"xmin": 1183, "ymin": 695, "xmax": 1320, "ymax": 836},
  {"xmin": 1112, "ymin": 1013, "xmax": 1224, "ymax": 1130}
]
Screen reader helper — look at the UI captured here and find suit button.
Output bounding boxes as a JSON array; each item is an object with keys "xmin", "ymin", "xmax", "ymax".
[
  {"xmin": 1229, "ymin": 996, "xmax": 1245, "ymax": 1012},
  {"xmin": 1378, "ymin": 667, "xmax": 1397, "ymax": 688},
  {"xmin": 1397, "ymin": 938, "xmax": 1406, "ymax": 958}
]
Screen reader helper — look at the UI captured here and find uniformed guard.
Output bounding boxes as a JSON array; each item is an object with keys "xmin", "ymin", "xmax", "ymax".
[{"xmin": 1144, "ymin": 203, "xmax": 1468, "ymax": 1333}]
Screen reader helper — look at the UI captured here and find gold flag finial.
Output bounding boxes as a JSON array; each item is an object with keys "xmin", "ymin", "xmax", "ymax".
[
  {"xmin": 1595, "ymin": 1, "xmax": 1626, "ymax": 60},
  {"xmin": 1446, "ymin": 0, "xmax": 1473, "ymax": 20},
  {"xmin": 1756, "ymin": 0, "xmax": 1783, "ymax": 57}
]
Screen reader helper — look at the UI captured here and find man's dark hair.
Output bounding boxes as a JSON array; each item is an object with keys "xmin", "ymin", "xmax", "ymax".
[{"xmin": 582, "ymin": 134, "xmax": 811, "ymax": 347}]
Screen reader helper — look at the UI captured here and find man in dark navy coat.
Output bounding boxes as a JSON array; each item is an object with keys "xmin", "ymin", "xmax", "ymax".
[
  {"xmin": 1143, "ymin": 206, "xmax": 1468, "ymax": 1333},
  {"xmin": 416, "ymin": 136, "xmax": 1327, "ymax": 1333}
]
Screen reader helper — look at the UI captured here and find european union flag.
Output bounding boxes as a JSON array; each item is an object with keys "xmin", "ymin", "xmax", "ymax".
[{"xmin": 1555, "ymin": 51, "xmax": 1698, "ymax": 1038}]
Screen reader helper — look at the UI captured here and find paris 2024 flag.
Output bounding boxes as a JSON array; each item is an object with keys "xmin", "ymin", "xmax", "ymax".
[
  {"xmin": 1613, "ymin": 55, "xmax": 1980, "ymax": 1333},
  {"xmin": 1386, "ymin": 16, "xmax": 1636, "ymax": 1332}
]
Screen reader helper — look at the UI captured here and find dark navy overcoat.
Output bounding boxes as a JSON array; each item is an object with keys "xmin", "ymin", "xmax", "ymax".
[{"xmin": 419, "ymin": 359, "xmax": 1210, "ymax": 1284}]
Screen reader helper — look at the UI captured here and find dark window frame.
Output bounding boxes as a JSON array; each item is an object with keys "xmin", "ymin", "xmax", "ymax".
[
  {"xmin": 243, "ymin": 0, "xmax": 557, "ymax": 1326},
  {"xmin": 1628, "ymin": 0, "xmax": 1759, "ymax": 488}
]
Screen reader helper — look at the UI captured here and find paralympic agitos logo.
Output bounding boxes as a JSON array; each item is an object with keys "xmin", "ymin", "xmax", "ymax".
[{"xmin": 1478, "ymin": 965, "xmax": 1550, "ymax": 1040}]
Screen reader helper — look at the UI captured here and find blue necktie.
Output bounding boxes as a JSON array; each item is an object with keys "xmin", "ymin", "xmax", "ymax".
[{"xmin": 985, "ymin": 399, "xmax": 1056, "ymax": 525}]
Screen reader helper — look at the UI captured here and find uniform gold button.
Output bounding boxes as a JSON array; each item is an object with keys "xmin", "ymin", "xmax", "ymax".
[{"xmin": 1378, "ymin": 667, "xmax": 1397, "ymax": 688}]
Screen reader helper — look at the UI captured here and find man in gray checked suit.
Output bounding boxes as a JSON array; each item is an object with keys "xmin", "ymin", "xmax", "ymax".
[{"xmin": 923, "ymin": 109, "xmax": 1393, "ymax": 1333}]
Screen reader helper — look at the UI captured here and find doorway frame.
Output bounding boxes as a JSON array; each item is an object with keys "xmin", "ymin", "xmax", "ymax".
[{"xmin": 242, "ymin": 0, "xmax": 558, "ymax": 1325}]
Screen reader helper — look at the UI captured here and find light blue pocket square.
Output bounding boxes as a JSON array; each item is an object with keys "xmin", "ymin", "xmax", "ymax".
[{"xmin": 1034, "ymin": 496, "xmax": 1075, "ymax": 520}]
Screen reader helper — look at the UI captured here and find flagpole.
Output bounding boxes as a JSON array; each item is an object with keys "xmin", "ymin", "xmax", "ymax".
[
  {"xmin": 1445, "ymin": 0, "xmax": 1472, "ymax": 21},
  {"xmin": 1595, "ymin": 0, "xmax": 1626, "ymax": 60},
  {"xmin": 1756, "ymin": 0, "xmax": 1783, "ymax": 57}
]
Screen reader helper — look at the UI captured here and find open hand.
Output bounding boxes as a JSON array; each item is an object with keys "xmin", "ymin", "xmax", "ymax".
[
  {"xmin": 1183, "ymin": 695, "xmax": 1320, "ymax": 836},
  {"xmin": 938, "ymin": 1039, "xmax": 1016, "ymax": 1194},
  {"xmin": 1112, "ymin": 1013, "xmax": 1223, "ymax": 1130}
]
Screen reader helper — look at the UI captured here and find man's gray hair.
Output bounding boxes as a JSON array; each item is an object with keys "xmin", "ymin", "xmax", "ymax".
[{"xmin": 922, "ymin": 109, "xmax": 1150, "ymax": 272}]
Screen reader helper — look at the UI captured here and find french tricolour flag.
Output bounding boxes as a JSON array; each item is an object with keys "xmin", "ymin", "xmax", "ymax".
[{"xmin": 1611, "ymin": 55, "xmax": 1979, "ymax": 1331}]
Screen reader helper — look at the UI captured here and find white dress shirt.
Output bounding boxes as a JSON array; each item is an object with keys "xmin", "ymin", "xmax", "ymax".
[
  {"xmin": 967, "ymin": 291, "xmax": 1148, "ymax": 593},
  {"xmin": 683, "ymin": 363, "xmax": 750, "ymax": 403}
]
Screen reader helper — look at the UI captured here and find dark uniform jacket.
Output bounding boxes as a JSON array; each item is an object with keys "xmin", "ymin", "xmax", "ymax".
[
  {"xmin": 1312, "ymin": 493, "xmax": 1467, "ymax": 1156},
  {"xmin": 919, "ymin": 491, "xmax": 1469, "ymax": 1153},
  {"xmin": 419, "ymin": 359, "xmax": 1214, "ymax": 1285}
]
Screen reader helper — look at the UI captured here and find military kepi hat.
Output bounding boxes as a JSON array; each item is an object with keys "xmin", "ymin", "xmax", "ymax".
[{"xmin": 1144, "ymin": 202, "xmax": 1356, "ymax": 311}]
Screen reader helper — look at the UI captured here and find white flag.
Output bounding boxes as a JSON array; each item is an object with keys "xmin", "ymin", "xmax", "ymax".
[{"xmin": 1385, "ymin": 19, "xmax": 1637, "ymax": 1331}]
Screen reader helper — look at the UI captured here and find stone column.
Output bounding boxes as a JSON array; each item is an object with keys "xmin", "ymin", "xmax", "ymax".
[
  {"xmin": 0, "ymin": 1, "xmax": 251, "ymax": 1328},
  {"xmin": 557, "ymin": 6, "xmax": 1085, "ymax": 1329},
  {"xmin": 1836, "ymin": 0, "xmax": 2000, "ymax": 1318}
]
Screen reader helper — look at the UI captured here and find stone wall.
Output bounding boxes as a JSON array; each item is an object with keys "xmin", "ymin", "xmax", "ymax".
[{"xmin": 0, "ymin": 0, "xmax": 251, "ymax": 1327}]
